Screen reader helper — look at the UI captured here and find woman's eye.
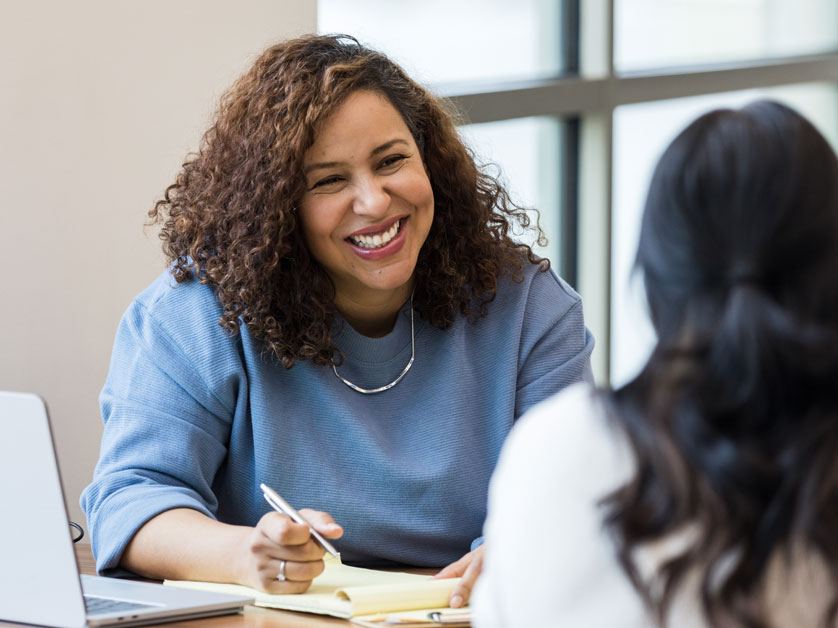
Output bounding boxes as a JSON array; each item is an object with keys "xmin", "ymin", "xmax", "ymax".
[
  {"xmin": 311, "ymin": 175, "xmax": 343, "ymax": 190},
  {"xmin": 379, "ymin": 154, "xmax": 407, "ymax": 169}
]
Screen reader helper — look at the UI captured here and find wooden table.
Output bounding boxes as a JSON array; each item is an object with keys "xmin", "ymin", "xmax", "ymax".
[{"xmin": 68, "ymin": 544, "xmax": 434, "ymax": 627}]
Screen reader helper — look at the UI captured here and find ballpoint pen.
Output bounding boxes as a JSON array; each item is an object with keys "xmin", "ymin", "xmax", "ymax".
[
  {"xmin": 259, "ymin": 482, "xmax": 341, "ymax": 560},
  {"xmin": 428, "ymin": 610, "xmax": 472, "ymax": 626}
]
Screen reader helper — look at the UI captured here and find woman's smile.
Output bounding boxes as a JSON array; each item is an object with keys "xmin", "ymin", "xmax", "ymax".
[{"xmin": 345, "ymin": 216, "xmax": 408, "ymax": 259}]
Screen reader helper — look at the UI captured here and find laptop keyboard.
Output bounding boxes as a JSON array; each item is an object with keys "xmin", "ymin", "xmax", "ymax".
[{"xmin": 84, "ymin": 594, "xmax": 158, "ymax": 615}]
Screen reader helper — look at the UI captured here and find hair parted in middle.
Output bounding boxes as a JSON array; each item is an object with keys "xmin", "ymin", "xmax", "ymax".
[{"xmin": 149, "ymin": 34, "xmax": 547, "ymax": 368}]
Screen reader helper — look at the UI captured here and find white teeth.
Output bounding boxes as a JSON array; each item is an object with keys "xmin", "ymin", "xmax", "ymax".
[{"xmin": 349, "ymin": 220, "xmax": 400, "ymax": 249}]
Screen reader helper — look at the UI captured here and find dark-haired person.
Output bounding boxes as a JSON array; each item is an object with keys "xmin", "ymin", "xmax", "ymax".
[
  {"xmin": 80, "ymin": 34, "xmax": 593, "ymax": 605},
  {"xmin": 474, "ymin": 100, "xmax": 838, "ymax": 627}
]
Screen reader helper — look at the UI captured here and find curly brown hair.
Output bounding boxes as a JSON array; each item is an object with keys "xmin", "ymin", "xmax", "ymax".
[{"xmin": 149, "ymin": 34, "xmax": 547, "ymax": 368}]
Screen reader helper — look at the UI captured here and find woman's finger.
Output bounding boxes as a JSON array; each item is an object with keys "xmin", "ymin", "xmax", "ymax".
[
  {"xmin": 450, "ymin": 550, "xmax": 483, "ymax": 607},
  {"xmin": 254, "ymin": 556, "xmax": 327, "ymax": 594},
  {"xmin": 433, "ymin": 555, "xmax": 468, "ymax": 579},
  {"xmin": 256, "ymin": 511, "xmax": 318, "ymax": 547},
  {"xmin": 247, "ymin": 513, "xmax": 327, "ymax": 564},
  {"xmin": 299, "ymin": 508, "xmax": 344, "ymax": 539},
  {"xmin": 436, "ymin": 546, "xmax": 484, "ymax": 608},
  {"xmin": 268, "ymin": 539, "xmax": 329, "ymax": 562}
]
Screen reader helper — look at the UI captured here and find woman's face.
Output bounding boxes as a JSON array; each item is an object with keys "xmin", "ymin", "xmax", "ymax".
[{"xmin": 298, "ymin": 90, "xmax": 434, "ymax": 308}]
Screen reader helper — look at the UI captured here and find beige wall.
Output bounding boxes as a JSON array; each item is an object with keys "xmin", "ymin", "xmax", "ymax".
[{"xmin": 0, "ymin": 1, "xmax": 316, "ymax": 532}]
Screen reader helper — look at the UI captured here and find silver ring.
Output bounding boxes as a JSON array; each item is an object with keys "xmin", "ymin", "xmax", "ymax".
[{"xmin": 277, "ymin": 559, "xmax": 287, "ymax": 582}]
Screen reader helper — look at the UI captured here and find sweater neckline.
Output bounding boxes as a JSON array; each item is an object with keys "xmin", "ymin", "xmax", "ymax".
[{"xmin": 332, "ymin": 299, "xmax": 416, "ymax": 365}]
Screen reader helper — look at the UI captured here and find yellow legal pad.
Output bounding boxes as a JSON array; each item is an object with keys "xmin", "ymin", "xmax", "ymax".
[{"xmin": 164, "ymin": 554, "xmax": 468, "ymax": 625}]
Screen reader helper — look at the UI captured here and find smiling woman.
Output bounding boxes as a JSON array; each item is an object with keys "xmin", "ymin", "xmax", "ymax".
[{"xmin": 81, "ymin": 34, "xmax": 594, "ymax": 609}]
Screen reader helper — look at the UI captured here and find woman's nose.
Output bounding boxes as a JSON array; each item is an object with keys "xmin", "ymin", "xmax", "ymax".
[{"xmin": 352, "ymin": 175, "xmax": 390, "ymax": 217}]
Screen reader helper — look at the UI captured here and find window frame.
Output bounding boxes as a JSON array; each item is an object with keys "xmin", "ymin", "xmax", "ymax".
[{"xmin": 438, "ymin": 1, "xmax": 838, "ymax": 383}]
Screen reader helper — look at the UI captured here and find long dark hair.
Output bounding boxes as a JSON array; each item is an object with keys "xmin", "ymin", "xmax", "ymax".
[
  {"xmin": 148, "ymin": 34, "xmax": 546, "ymax": 368},
  {"xmin": 605, "ymin": 100, "xmax": 838, "ymax": 627}
]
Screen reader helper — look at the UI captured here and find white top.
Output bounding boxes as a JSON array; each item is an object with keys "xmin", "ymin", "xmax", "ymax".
[{"xmin": 472, "ymin": 383, "xmax": 833, "ymax": 628}]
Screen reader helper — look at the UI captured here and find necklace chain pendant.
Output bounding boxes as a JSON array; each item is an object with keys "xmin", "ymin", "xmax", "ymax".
[{"xmin": 332, "ymin": 294, "xmax": 415, "ymax": 394}]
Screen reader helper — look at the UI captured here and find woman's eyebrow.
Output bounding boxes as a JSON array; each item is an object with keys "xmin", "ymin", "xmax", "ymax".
[
  {"xmin": 370, "ymin": 138, "xmax": 410, "ymax": 156},
  {"xmin": 304, "ymin": 160, "xmax": 341, "ymax": 175},
  {"xmin": 304, "ymin": 138, "xmax": 411, "ymax": 175}
]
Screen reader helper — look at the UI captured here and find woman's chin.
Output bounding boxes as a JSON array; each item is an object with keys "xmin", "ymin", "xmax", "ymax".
[
  {"xmin": 328, "ymin": 253, "xmax": 419, "ymax": 303},
  {"xmin": 348, "ymin": 268, "xmax": 416, "ymax": 300},
  {"xmin": 359, "ymin": 275, "xmax": 414, "ymax": 296}
]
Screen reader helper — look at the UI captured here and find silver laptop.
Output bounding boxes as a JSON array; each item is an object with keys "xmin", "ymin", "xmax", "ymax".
[{"xmin": 0, "ymin": 391, "xmax": 253, "ymax": 628}]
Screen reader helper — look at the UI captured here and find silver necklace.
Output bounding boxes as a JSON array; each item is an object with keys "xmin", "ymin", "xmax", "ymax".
[{"xmin": 332, "ymin": 294, "xmax": 415, "ymax": 394}]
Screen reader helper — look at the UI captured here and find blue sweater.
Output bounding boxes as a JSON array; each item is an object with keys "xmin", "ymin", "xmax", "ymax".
[{"xmin": 81, "ymin": 264, "xmax": 593, "ymax": 574}]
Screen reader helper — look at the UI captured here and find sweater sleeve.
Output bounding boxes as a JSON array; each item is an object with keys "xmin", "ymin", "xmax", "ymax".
[
  {"xmin": 80, "ymin": 295, "xmax": 239, "ymax": 575},
  {"xmin": 467, "ymin": 270, "xmax": 594, "ymax": 552},
  {"xmin": 515, "ymin": 270, "xmax": 595, "ymax": 419}
]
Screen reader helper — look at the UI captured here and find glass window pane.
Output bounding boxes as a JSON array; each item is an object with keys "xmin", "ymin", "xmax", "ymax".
[
  {"xmin": 615, "ymin": 0, "xmax": 838, "ymax": 72},
  {"xmin": 611, "ymin": 83, "xmax": 838, "ymax": 386},
  {"xmin": 318, "ymin": 0, "xmax": 567, "ymax": 84},
  {"xmin": 459, "ymin": 117, "xmax": 564, "ymax": 271}
]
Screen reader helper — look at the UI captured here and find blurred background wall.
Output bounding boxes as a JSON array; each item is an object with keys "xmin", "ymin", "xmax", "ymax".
[{"xmin": 0, "ymin": 0, "xmax": 316, "ymax": 531}]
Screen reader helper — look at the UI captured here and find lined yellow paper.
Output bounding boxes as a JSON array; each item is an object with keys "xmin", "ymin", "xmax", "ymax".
[
  {"xmin": 165, "ymin": 555, "xmax": 460, "ymax": 619},
  {"xmin": 337, "ymin": 578, "xmax": 457, "ymax": 616}
]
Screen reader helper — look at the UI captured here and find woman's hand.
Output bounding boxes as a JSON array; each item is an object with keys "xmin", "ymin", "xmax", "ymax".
[
  {"xmin": 432, "ymin": 545, "xmax": 485, "ymax": 608},
  {"xmin": 236, "ymin": 508, "xmax": 343, "ymax": 593}
]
